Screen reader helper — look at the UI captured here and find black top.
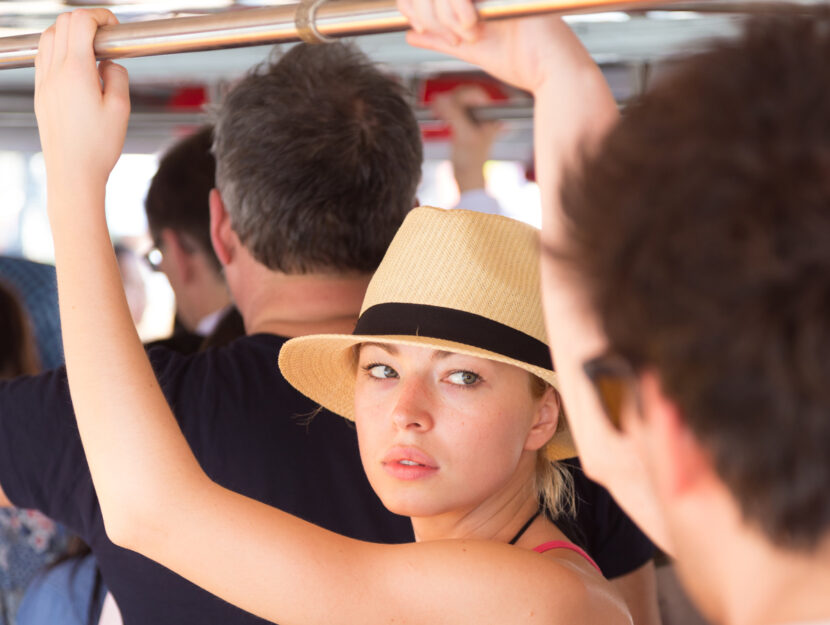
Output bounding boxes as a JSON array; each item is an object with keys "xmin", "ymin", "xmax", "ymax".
[
  {"xmin": 555, "ymin": 458, "xmax": 655, "ymax": 580},
  {"xmin": 0, "ymin": 334, "xmax": 652, "ymax": 625}
]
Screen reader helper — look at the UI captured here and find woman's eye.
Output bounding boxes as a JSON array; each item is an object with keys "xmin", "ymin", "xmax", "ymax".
[
  {"xmin": 447, "ymin": 371, "xmax": 480, "ymax": 386},
  {"xmin": 367, "ymin": 364, "xmax": 398, "ymax": 380}
]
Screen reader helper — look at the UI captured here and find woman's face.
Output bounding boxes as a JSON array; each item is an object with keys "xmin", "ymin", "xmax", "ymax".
[{"xmin": 353, "ymin": 342, "xmax": 555, "ymax": 519}]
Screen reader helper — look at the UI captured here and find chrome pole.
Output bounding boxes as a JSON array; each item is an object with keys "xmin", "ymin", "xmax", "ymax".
[{"xmin": 0, "ymin": 0, "xmax": 681, "ymax": 71}]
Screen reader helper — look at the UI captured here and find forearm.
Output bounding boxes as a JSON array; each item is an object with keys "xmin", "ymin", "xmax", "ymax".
[
  {"xmin": 454, "ymin": 164, "xmax": 487, "ymax": 194},
  {"xmin": 49, "ymin": 179, "xmax": 205, "ymax": 542},
  {"xmin": 533, "ymin": 71, "xmax": 618, "ymax": 244},
  {"xmin": 533, "ymin": 70, "xmax": 618, "ymax": 408},
  {"xmin": 533, "ymin": 72, "xmax": 673, "ymax": 552}
]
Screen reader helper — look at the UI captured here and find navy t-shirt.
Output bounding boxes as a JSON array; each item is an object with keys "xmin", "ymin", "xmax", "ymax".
[{"xmin": 0, "ymin": 334, "xmax": 652, "ymax": 624}]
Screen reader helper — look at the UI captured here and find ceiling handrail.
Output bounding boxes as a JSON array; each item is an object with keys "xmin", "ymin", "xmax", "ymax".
[{"xmin": 0, "ymin": 0, "xmax": 692, "ymax": 71}]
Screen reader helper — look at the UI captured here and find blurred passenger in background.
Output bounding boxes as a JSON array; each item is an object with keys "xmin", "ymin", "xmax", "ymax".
[
  {"xmin": 0, "ymin": 283, "xmax": 39, "ymax": 379},
  {"xmin": 16, "ymin": 537, "xmax": 106, "ymax": 625},
  {"xmin": 144, "ymin": 126, "xmax": 242, "ymax": 353},
  {"xmin": 432, "ymin": 85, "xmax": 505, "ymax": 216},
  {"xmin": 0, "ymin": 282, "xmax": 69, "ymax": 625},
  {"xmin": 0, "ymin": 258, "xmax": 62, "ymax": 369}
]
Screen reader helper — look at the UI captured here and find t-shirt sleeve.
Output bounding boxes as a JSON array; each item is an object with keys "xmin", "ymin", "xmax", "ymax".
[
  {"xmin": 556, "ymin": 458, "xmax": 656, "ymax": 579},
  {"xmin": 0, "ymin": 367, "xmax": 96, "ymax": 536}
]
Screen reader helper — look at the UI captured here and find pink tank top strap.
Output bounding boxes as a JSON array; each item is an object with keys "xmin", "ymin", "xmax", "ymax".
[{"xmin": 533, "ymin": 541, "xmax": 602, "ymax": 574}]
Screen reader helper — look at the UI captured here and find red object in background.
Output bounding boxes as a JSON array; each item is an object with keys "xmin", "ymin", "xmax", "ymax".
[
  {"xmin": 419, "ymin": 75, "xmax": 508, "ymax": 140},
  {"xmin": 167, "ymin": 85, "xmax": 210, "ymax": 139},
  {"xmin": 167, "ymin": 86, "xmax": 208, "ymax": 110},
  {"xmin": 525, "ymin": 160, "xmax": 536, "ymax": 183}
]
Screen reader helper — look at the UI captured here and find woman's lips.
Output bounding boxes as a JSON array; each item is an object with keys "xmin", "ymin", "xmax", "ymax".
[{"xmin": 381, "ymin": 446, "xmax": 439, "ymax": 481}]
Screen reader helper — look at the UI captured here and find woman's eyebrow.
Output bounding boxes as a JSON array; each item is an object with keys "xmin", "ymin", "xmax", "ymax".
[
  {"xmin": 431, "ymin": 350, "xmax": 453, "ymax": 361},
  {"xmin": 361, "ymin": 342, "xmax": 398, "ymax": 355}
]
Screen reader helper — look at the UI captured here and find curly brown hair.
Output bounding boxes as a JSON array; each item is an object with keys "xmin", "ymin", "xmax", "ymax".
[{"xmin": 560, "ymin": 9, "xmax": 830, "ymax": 549}]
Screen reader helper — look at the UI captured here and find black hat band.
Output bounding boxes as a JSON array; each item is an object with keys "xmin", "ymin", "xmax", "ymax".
[{"xmin": 354, "ymin": 303, "xmax": 554, "ymax": 371}]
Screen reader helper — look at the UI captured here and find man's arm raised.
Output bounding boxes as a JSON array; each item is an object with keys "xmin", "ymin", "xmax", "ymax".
[{"xmin": 399, "ymin": 1, "xmax": 672, "ymax": 552}]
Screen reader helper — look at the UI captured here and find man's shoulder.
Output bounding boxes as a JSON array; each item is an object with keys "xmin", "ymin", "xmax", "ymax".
[
  {"xmin": 148, "ymin": 332, "xmax": 311, "ymax": 417},
  {"xmin": 148, "ymin": 333, "xmax": 286, "ymax": 372}
]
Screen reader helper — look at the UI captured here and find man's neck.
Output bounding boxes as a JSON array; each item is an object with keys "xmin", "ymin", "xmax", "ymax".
[
  {"xmin": 229, "ymin": 262, "xmax": 372, "ymax": 338},
  {"xmin": 721, "ymin": 538, "xmax": 830, "ymax": 625},
  {"xmin": 676, "ymin": 498, "xmax": 830, "ymax": 625}
]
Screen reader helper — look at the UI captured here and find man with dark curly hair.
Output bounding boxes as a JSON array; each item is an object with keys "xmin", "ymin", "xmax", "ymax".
[{"xmin": 402, "ymin": 3, "xmax": 830, "ymax": 624}]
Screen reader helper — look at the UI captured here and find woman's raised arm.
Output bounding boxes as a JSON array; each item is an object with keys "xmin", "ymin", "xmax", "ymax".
[
  {"xmin": 397, "ymin": 0, "xmax": 672, "ymax": 551},
  {"xmin": 35, "ymin": 10, "xmax": 622, "ymax": 625}
]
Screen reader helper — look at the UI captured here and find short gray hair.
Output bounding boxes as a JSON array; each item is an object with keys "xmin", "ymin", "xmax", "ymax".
[{"xmin": 212, "ymin": 43, "xmax": 423, "ymax": 274}]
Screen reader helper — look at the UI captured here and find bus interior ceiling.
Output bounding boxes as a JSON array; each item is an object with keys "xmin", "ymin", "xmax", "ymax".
[{"xmin": 0, "ymin": 0, "xmax": 783, "ymax": 159}]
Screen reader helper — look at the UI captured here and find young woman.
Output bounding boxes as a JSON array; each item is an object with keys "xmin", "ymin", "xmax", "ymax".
[{"xmin": 34, "ymin": 9, "xmax": 629, "ymax": 625}]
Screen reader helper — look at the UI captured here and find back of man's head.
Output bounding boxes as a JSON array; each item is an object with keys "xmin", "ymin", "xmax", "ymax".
[
  {"xmin": 212, "ymin": 42, "xmax": 423, "ymax": 275},
  {"xmin": 145, "ymin": 125, "xmax": 220, "ymax": 272},
  {"xmin": 562, "ymin": 10, "xmax": 830, "ymax": 551}
]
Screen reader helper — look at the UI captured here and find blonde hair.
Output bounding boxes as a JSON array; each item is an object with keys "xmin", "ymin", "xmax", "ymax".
[{"xmin": 529, "ymin": 375, "xmax": 575, "ymax": 518}]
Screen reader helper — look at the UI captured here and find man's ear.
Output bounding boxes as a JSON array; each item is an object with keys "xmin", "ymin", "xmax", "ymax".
[
  {"xmin": 209, "ymin": 189, "xmax": 234, "ymax": 267},
  {"xmin": 525, "ymin": 386, "xmax": 561, "ymax": 452},
  {"xmin": 639, "ymin": 372, "xmax": 710, "ymax": 498}
]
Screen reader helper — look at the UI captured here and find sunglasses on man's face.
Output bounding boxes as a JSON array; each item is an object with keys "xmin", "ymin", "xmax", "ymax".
[{"xmin": 582, "ymin": 352, "xmax": 640, "ymax": 431}]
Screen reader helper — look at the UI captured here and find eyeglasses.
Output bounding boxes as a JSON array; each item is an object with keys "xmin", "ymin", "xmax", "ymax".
[
  {"xmin": 143, "ymin": 245, "xmax": 164, "ymax": 272},
  {"xmin": 582, "ymin": 351, "xmax": 641, "ymax": 430}
]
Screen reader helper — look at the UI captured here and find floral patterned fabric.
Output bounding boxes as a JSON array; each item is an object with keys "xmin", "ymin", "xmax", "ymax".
[{"xmin": 0, "ymin": 509, "xmax": 70, "ymax": 625}]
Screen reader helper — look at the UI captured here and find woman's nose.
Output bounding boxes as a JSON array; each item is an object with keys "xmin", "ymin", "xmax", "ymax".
[{"xmin": 391, "ymin": 380, "xmax": 434, "ymax": 431}]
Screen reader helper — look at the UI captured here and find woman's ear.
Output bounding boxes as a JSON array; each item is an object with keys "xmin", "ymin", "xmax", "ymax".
[{"xmin": 525, "ymin": 386, "xmax": 561, "ymax": 452}]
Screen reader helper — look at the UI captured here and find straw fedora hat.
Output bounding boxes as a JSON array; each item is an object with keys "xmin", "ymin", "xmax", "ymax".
[{"xmin": 278, "ymin": 206, "xmax": 574, "ymax": 460}]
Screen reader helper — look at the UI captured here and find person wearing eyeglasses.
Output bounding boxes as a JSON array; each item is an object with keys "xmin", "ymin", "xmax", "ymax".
[
  {"xmin": 396, "ymin": 3, "xmax": 830, "ymax": 625},
  {"xmin": 143, "ymin": 126, "xmax": 237, "ymax": 350}
]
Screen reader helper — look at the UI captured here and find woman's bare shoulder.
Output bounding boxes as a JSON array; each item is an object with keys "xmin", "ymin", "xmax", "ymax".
[
  {"xmin": 534, "ymin": 547, "xmax": 633, "ymax": 625},
  {"xmin": 374, "ymin": 539, "xmax": 632, "ymax": 625}
]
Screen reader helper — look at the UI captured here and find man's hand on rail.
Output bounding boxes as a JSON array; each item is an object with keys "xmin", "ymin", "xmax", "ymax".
[
  {"xmin": 397, "ymin": 1, "xmax": 597, "ymax": 97},
  {"xmin": 397, "ymin": 0, "xmax": 480, "ymax": 44},
  {"xmin": 397, "ymin": 0, "xmax": 676, "ymax": 553},
  {"xmin": 34, "ymin": 9, "xmax": 130, "ymax": 198}
]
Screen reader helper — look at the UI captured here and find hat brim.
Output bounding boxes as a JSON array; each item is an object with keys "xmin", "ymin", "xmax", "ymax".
[{"xmin": 278, "ymin": 333, "xmax": 575, "ymax": 461}]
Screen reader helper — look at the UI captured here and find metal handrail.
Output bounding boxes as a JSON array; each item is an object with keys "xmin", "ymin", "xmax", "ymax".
[{"xmin": 0, "ymin": 0, "xmax": 684, "ymax": 70}]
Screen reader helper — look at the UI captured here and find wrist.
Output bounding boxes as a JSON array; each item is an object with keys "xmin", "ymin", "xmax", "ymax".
[
  {"xmin": 453, "ymin": 165, "xmax": 487, "ymax": 194},
  {"xmin": 46, "ymin": 178, "xmax": 108, "ymax": 232}
]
